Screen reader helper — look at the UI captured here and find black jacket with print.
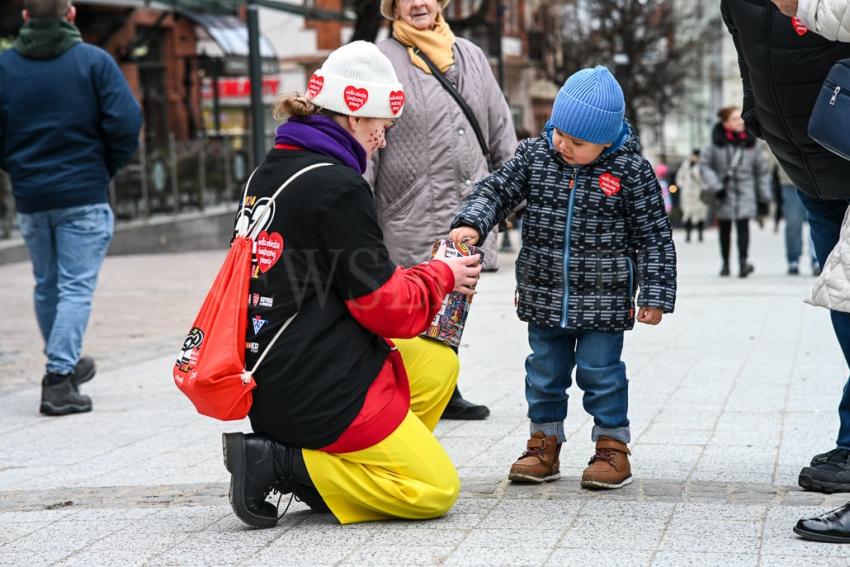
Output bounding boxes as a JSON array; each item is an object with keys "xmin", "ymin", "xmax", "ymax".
[{"xmin": 452, "ymin": 122, "xmax": 677, "ymax": 331}]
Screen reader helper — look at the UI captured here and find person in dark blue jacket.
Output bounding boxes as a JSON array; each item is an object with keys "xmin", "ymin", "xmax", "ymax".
[
  {"xmin": 450, "ymin": 66, "xmax": 676, "ymax": 490},
  {"xmin": 0, "ymin": 0, "xmax": 142, "ymax": 416}
]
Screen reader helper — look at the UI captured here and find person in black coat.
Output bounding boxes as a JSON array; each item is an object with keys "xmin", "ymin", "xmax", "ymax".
[{"xmin": 722, "ymin": 0, "xmax": 850, "ymax": 542}]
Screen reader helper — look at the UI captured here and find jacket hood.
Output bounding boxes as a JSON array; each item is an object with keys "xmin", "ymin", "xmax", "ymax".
[
  {"xmin": 14, "ymin": 19, "xmax": 81, "ymax": 60},
  {"xmin": 711, "ymin": 122, "xmax": 756, "ymax": 148}
]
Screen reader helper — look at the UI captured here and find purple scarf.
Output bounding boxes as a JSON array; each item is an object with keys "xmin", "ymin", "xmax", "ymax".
[{"xmin": 274, "ymin": 115, "xmax": 367, "ymax": 174}]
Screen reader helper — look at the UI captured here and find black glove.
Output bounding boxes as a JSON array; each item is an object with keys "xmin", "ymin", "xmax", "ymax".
[
  {"xmin": 716, "ymin": 189, "xmax": 727, "ymax": 201},
  {"xmin": 757, "ymin": 200, "xmax": 770, "ymax": 218}
]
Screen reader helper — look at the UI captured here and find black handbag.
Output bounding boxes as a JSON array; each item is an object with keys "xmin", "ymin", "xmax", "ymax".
[
  {"xmin": 409, "ymin": 46, "xmax": 494, "ymax": 172},
  {"xmin": 808, "ymin": 58, "xmax": 850, "ymax": 161}
]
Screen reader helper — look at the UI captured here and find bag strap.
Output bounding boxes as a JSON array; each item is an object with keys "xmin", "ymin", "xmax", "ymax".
[
  {"xmin": 408, "ymin": 44, "xmax": 493, "ymax": 171},
  {"xmin": 724, "ymin": 147, "xmax": 744, "ymax": 181},
  {"xmin": 241, "ymin": 311, "xmax": 298, "ymax": 384},
  {"xmin": 237, "ymin": 161, "xmax": 332, "ymax": 383},
  {"xmin": 236, "ymin": 162, "xmax": 333, "ymax": 239}
]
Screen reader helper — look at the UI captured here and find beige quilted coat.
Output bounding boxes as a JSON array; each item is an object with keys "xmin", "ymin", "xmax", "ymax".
[
  {"xmin": 364, "ymin": 37, "xmax": 517, "ymax": 270},
  {"xmin": 807, "ymin": 205, "xmax": 850, "ymax": 312},
  {"xmin": 798, "ymin": 0, "xmax": 850, "ymax": 41}
]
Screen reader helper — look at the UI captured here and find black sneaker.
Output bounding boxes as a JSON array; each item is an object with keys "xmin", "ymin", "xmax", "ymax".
[
  {"xmin": 799, "ymin": 448, "xmax": 850, "ymax": 493},
  {"xmin": 40, "ymin": 375, "xmax": 92, "ymax": 416},
  {"xmin": 788, "ymin": 263, "xmax": 800, "ymax": 276},
  {"xmin": 794, "ymin": 502, "xmax": 850, "ymax": 543},
  {"xmin": 71, "ymin": 356, "xmax": 96, "ymax": 388}
]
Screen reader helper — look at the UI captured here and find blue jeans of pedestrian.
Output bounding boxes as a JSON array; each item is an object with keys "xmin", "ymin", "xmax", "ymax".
[
  {"xmin": 525, "ymin": 324, "xmax": 629, "ymax": 444},
  {"xmin": 17, "ymin": 204, "xmax": 114, "ymax": 375},
  {"xmin": 782, "ymin": 185, "xmax": 818, "ymax": 268},
  {"xmin": 797, "ymin": 191, "xmax": 850, "ymax": 449}
]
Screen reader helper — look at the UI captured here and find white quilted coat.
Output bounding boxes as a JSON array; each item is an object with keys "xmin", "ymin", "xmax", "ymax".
[
  {"xmin": 798, "ymin": 0, "xmax": 850, "ymax": 41},
  {"xmin": 807, "ymin": 205, "xmax": 850, "ymax": 312}
]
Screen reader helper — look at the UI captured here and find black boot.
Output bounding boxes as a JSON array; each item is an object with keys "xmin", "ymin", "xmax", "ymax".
[
  {"xmin": 71, "ymin": 356, "xmax": 96, "ymax": 388},
  {"xmin": 222, "ymin": 432, "xmax": 326, "ymax": 528},
  {"xmin": 739, "ymin": 261, "xmax": 754, "ymax": 278},
  {"xmin": 720, "ymin": 262, "xmax": 730, "ymax": 277},
  {"xmin": 794, "ymin": 502, "xmax": 850, "ymax": 543},
  {"xmin": 799, "ymin": 448, "xmax": 850, "ymax": 493},
  {"xmin": 441, "ymin": 386, "xmax": 490, "ymax": 420},
  {"xmin": 40, "ymin": 375, "xmax": 92, "ymax": 416}
]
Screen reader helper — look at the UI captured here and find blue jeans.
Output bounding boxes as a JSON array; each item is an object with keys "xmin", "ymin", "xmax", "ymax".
[
  {"xmin": 782, "ymin": 185, "xmax": 818, "ymax": 267},
  {"xmin": 525, "ymin": 324, "xmax": 629, "ymax": 444},
  {"xmin": 17, "ymin": 204, "xmax": 114, "ymax": 375},
  {"xmin": 797, "ymin": 191, "xmax": 850, "ymax": 449}
]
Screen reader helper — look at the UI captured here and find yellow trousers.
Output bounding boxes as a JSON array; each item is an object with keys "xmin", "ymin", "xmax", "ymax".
[{"xmin": 302, "ymin": 337, "xmax": 460, "ymax": 524}]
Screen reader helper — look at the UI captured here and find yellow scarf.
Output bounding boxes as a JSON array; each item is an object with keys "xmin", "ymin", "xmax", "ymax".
[{"xmin": 392, "ymin": 15, "xmax": 456, "ymax": 75}]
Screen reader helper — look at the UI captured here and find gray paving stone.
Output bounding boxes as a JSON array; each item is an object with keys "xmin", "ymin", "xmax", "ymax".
[
  {"xmin": 547, "ymin": 549, "xmax": 653, "ymax": 567},
  {"xmin": 443, "ymin": 545, "xmax": 554, "ymax": 566},
  {"xmin": 342, "ymin": 545, "xmax": 454, "ymax": 566},
  {"xmin": 651, "ymin": 552, "xmax": 759, "ymax": 567}
]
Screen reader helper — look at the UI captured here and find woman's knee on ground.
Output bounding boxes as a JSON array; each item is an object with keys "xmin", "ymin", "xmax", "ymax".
[{"xmin": 401, "ymin": 468, "xmax": 460, "ymax": 519}]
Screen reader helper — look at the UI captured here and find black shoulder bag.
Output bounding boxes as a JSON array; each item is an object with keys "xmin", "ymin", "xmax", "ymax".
[{"xmin": 410, "ymin": 46, "xmax": 494, "ymax": 172}]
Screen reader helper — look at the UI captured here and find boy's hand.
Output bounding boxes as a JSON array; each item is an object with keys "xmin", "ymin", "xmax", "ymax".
[
  {"xmin": 637, "ymin": 306, "xmax": 663, "ymax": 325},
  {"xmin": 448, "ymin": 226, "xmax": 481, "ymax": 246}
]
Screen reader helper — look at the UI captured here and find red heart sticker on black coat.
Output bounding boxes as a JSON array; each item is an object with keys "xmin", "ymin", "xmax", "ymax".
[{"xmin": 255, "ymin": 231, "xmax": 283, "ymax": 273}]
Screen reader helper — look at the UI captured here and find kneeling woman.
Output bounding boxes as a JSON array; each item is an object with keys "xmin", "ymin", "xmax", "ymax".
[{"xmin": 223, "ymin": 41, "xmax": 481, "ymax": 527}]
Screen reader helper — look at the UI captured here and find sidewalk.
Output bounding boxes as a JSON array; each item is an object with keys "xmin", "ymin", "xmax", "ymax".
[{"xmin": 1, "ymin": 225, "xmax": 849, "ymax": 566}]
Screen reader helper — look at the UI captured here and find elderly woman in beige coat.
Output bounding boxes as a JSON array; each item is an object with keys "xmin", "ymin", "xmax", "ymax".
[{"xmin": 366, "ymin": 0, "xmax": 517, "ymax": 419}]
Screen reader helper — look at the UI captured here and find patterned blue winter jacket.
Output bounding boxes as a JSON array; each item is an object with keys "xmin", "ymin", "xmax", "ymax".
[{"xmin": 452, "ymin": 121, "xmax": 677, "ymax": 331}]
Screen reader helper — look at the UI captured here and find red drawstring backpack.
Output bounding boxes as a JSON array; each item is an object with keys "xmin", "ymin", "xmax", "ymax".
[{"xmin": 173, "ymin": 163, "xmax": 331, "ymax": 420}]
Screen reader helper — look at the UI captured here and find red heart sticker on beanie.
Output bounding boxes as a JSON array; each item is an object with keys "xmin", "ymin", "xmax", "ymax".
[
  {"xmin": 389, "ymin": 90, "xmax": 405, "ymax": 115},
  {"xmin": 344, "ymin": 86, "xmax": 369, "ymax": 112},
  {"xmin": 599, "ymin": 173, "xmax": 622, "ymax": 196},
  {"xmin": 255, "ymin": 231, "xmax": 284, "ymax": 273},
  {"xmin": 792, "ymin": 16, "xmax": 808, "ymax": 36},
  {"xmin": 306, "ymin": 74, "xmax": 324, "ymax": 98}
]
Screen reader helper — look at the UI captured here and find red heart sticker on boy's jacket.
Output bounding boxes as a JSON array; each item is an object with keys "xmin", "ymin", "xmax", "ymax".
[
  {"xmin": 344, "ymin": 86, "xmax": 369, "ymax": 111},
  {"xmin": 599, "ymin": 173, "xmax": 622, "ymax": 196},
  {"xmin": 792, "ymin": 17, "xmax": 809, "ymax": 36},
  {"xmin": 306, "ymin": 74, "xmax": 324, "ymax": 98},
  {"xmin": 255, "ymin": 231, "xmax": 284, "ymax": 273},
  {"xmin": 389, "ymin": 90, "xmax": 405, "ymax": 115}
]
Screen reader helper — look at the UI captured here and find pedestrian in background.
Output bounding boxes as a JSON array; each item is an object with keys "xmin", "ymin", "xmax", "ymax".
[
  {"xmin": 655, "ymin": 163, "xmax": 673, "ymax": 215},
  {"xmin": 675, "ymin": 148, "xmax": 708, "ymax": 243},
  {"xmin": 699, "ymin": 106, "xmax": 771, "ymax": 278},
  {"xmin": 0, "ymin": 0, "xmax": 142, "ymax": 415},
  {"xmin": 450, "ymin": 66, "xmax": 676, "ymax": 489},
  {"xmin": 723, "ymin": 0, "xmax": 850, "ymax": 542},
  {"xmin": 769, "ymin": 157, "xmax": 820, "ymax": 276},
  {"xmin": 366, "ymin": 0, "xmax": 517, "ymax": 420}
]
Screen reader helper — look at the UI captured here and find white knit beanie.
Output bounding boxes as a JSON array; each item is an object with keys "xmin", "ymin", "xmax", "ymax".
[
  {"xmin": 305, "ymin": 41, "xmax": 405, "ymax": 119},
  {"xmin": 380, "ymin": 0, "xmax": 451, "ymax": 20}
]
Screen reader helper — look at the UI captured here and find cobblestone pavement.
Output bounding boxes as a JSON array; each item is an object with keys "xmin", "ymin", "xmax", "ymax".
[{"xmin": 2, "ymin": 225, "xmax": 850, "ymax": 566}]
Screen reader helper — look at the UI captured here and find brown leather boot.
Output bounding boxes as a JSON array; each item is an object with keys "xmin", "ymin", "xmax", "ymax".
[
  {"xmin": 581, "ymin": 437, "xmax": 633, "ymax": 489},
  {"xmin": 508, "ymin": 432, "xmax": 561, "ymax": 483}
]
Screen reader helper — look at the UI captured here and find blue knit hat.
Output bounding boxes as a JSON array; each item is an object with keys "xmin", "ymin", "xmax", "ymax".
[{"xmin": 551, "ymin": 66, "xmax": 625, "ymax": 144}]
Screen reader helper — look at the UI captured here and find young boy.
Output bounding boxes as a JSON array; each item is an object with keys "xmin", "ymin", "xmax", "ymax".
[{"xmin": 449, "ymin": 66, "xmax": 677, "ymax": 489}]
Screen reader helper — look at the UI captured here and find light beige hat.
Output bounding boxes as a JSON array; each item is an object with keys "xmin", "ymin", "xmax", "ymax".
[
  {"xmin": 306, "ymin": 40, "xmax": 405, "ymax": 118},
  {"xmin": 380, "ymin": 0, "xmax": 452, "ymax": 20}
]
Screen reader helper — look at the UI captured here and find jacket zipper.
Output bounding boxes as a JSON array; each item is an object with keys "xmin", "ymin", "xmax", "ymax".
[
  {"xmin": 626, "ymin": 256, "xmax": 635, "ymax": 298},
  {"xmin": 560, "ymin": 168, "xmax": 578, "ymax": 328},
  {"xmin": 764, "ymin": 8, "xmax": 824, "ymax": 198}
]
